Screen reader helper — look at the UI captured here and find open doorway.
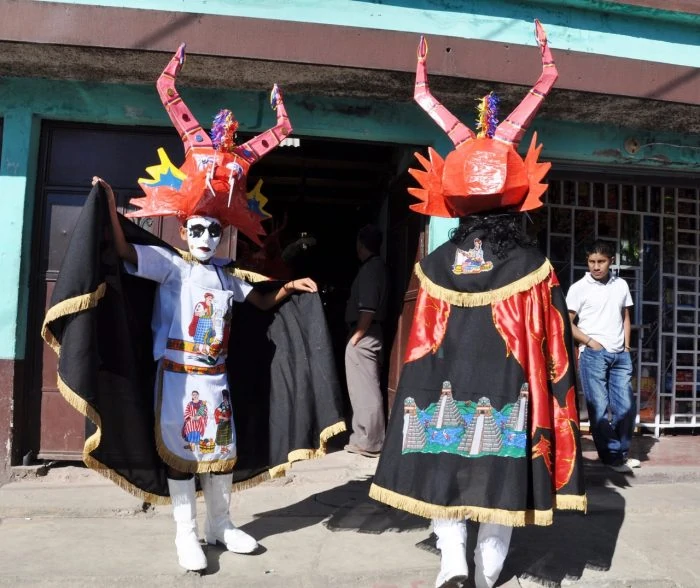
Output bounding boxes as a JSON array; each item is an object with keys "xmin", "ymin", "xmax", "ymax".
[{"xmin": 235, "ymin": 134, "xmax": 425, "ymax": 426}]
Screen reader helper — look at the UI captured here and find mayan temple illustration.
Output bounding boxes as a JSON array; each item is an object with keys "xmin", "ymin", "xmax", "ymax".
[
  {"xmin": 402, "ymin": 397, "xmax": 427, "ymax": 451},
  {"xmin": 428, "ymin": 381, "xmax": 464, "ymax": 429},
  {"xmin": 505, "ymin": 383, "xmax": 529, "ymax": 432},
  {"xmin": 459, "ymin": 397, "xmax": 503, "ymax": 455}
]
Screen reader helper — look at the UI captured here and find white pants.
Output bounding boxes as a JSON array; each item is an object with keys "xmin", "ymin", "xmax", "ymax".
[{"xmin": 433, "ymin": 518, "xmax": 513, "ymax": 588}]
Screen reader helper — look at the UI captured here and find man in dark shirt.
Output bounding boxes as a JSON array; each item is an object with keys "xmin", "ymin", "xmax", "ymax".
[{"xmin": 344, "ymin": 224, "xmax": 389, "ymax": 457}]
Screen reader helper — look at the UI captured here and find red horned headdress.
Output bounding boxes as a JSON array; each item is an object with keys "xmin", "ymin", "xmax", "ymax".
[
  {"xmin": 126, "ymin": 44, "xmax": 292, "ymax": 245},
  {"xmin": 408, "ymin": 20, "xmax": 557, "ymax": 218}
]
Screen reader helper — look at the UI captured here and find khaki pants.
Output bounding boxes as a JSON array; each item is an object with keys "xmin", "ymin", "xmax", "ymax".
[{"xmin": 345, "ymin": 324, "xmax": 385, "ymax": 452}]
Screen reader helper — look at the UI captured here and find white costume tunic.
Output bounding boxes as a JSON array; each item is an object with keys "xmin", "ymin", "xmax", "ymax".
[{"xmin": 126, "ymin": 245, "xmax": 253, "ymax": 473}]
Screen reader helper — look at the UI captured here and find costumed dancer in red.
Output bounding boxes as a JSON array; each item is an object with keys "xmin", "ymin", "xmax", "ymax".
[
  {"xmin": 95, "ymin": 44, "xmax": 318, "ymax": 572},
  {"xmin": 369, "ymin": 21, "xmax": 586, "ymax": 588}
]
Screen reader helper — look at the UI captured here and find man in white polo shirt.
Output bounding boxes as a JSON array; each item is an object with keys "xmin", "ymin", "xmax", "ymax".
[
  {"xmin": 566, "ymin": 240, "xmax": 641, "ymax": 472},
  {"xmin": 566, "ymin": 240, "xmax": 640, "ymax": 473}
]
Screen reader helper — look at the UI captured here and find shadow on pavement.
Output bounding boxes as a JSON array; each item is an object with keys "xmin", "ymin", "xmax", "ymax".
[
  {"xmin": 239, "ymin": 476, "xmax": 429, "ymax": 542},
  {"xmin": 242, "ymin": 468, "xmax": 626, "ymax": 587}
]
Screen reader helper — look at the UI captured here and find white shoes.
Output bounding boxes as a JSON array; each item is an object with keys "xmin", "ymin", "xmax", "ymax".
[
  {"xmin": 167, "ymin": 478, "xmax": 208, "ymax": 572},
  {"xmin": 435, "ymin": 543, "xmax": 469, "ymax": 588},
  {"xmin": 200, "ymin": 472, "xmax": 258, "ymax": 554},
  {"xmin": 608, "ymin": 457, "xmax": 641, "ymax": 473}
]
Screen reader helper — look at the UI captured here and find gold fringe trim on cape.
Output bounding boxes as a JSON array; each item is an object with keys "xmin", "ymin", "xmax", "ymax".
[
  {"xmin": 41, "ymin": 279, "xmax": 348, "ymax": 503},
  {"xmin": 555, "ymin": 493, "xmax": 587, "ymax": 512},
  {"xmin": 368, "ymin": 483, "xmax": 588, "ymax": 527},
  {"xmin": 177, "ymin": 249, "xmax": 270, "ymax": 284},
  {"xmin": 230, "ymin": 420, "xmax": 347, "ymax": 493},
  {"xmin": 57, "ymin": 374, "xmax": 169, "ymax": 505},
  {"xmin": 41, "ymin": 282, "xmax": 107, "ymax": 354},
  {"xmin": 414, "ymin": 260, "xmax": 553, "ymax": 307}
]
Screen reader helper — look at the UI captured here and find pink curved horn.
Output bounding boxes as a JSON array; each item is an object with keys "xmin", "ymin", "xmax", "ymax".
[
  {"xmin": 414, "ymin": 36, "xmax": 475, "ymax": 148},
  {"xmin": 493, "ymin": 20, "xmax": 558, "ymax": 147},
  {"xmin": 237, "ymin": 84, "xmax": 293, "ymax": 164},
  {"xmin": 155, "ymin": 43, "xmax": 212, "ymax": 154}
]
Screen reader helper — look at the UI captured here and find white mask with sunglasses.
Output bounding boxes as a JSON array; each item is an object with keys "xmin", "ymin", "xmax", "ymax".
[{"xmin": 185, "ymin": 216, "xmax": 222, "ymax": 262}]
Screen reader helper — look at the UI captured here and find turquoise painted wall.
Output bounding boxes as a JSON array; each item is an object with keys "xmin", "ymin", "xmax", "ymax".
[
  {"xmin": 37, "ymin": 0, "xmax": 700, "ymax": 67},
  {"xmin": 1, "ymin": 76, "xmax": 699, "ymax": 358}
]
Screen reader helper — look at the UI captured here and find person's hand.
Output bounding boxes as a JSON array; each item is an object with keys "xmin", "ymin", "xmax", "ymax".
[
  {"xmin": 587, "ymin": 339, "xmax": 604, "ymax": 351},
  {"xmin": 285, "ymin": 277, "xmax": 318, "ymax": 293},
  {"xmin": 92, "ymin": 176, "xmax": 116, "ymax": 213},
  {"xmin": 350, "ymin": 331, "xmax": 363, "ymax": 347}
]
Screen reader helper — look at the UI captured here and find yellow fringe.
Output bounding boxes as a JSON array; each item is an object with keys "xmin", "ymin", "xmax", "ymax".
[
  {"xmin": 57, "ymin": 374, "xmax": 169, "ymax": 505},
  {"xmin": 268, "ymin": 463, "xmax": 291, "ymax": 479},
  {"xmin": 231, "ymin": 469, "xmax": 273, "ymax": 492},
  {"xmin": 414, "ymin": 260, "xmax": 553, "ymax": 307},
  {"xmin": 369, "ymin": 483, "xmax": 557, "ymax": 527},
  {"xmin": 319, "ymin": 421, "xmax": 347, "ymax": 448},
  {"xmin": 41, "ymin": 282, "xmax": 107, "ymax": 354},
  {"xmin": 177, "ymin": 249, "xmax": 270, "ymax": 284},
  {"xmin": 41, "ymin": 278, "xmax": 348, "ymax": 502},
  {"xmin": 555, "ymin": 493, "xmax": 587, "ymax": 513}
]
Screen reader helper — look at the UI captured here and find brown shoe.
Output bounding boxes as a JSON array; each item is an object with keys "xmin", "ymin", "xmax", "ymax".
[{"xmin": 344, "ymin": 444, "xmax": 380, "ymax": 458}]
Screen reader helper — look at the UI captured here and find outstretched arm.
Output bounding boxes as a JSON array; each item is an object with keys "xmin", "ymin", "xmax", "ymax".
[
  {"xmin": 92, "ymin": 176, "xmax": 137, "ymax": 266},
  {"xmin": 237, "ymin": 84, "xmax": 293, "ymax": 164},
  {"xmin": 246, "ymin": 277, "xmax": 317, "ymax": 311},
  {"xmin": 413, "ymin": 36, "xmax": 475, "ymax": 148}
]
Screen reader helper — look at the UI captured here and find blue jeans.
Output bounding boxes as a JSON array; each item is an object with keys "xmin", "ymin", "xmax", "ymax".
[{"xmin": 578, "ymin": 348, "xmax": 635, "ymax": 465}]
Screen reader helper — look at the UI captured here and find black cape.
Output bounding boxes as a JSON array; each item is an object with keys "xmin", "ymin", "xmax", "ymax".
[
  {"xmin": 369, "ymin": 233, "xmax": 586, "ymax": 526},
  {"xmin": 42, "ymin": 185, "xmax": 346, "ymax": 503}
]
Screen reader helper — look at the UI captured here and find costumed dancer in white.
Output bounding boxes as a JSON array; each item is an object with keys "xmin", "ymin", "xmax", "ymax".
[
  {"xmin": 97, "ymin": 177, "xmax": 316, "ymax": 571},
  {"xmin": 91, "ymin": 43, "xmax": 317, "ymax": 573}
]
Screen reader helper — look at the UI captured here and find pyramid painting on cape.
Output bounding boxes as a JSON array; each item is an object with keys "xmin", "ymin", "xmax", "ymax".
[{"xmin": 401, "ymin": 380, "xmax": 529, "ymax": 460}]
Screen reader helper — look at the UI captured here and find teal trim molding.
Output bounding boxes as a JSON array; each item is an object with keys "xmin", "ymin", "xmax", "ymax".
[{"xmin": 36, "ymin": 0, "xmax": 700, "ymax": 67}]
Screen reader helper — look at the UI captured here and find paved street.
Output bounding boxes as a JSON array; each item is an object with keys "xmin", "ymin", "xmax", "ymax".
[{"xmin": 1, "ymin": 434, "xmax": 699, "ymax": 587}]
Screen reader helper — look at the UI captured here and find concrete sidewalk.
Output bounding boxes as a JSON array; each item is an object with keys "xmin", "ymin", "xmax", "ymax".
[{"xmin": 1, "ymin": 434, "xmax": 699, "ymax": 588}]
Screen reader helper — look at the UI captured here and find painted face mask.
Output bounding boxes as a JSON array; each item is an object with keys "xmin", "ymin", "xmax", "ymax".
[{"xmin": 186, "ymin": 216, "xmax": 222, "ymax": 262}]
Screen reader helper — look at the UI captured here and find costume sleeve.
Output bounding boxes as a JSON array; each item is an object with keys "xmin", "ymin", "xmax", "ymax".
[
  {"xmin": 357, "ymin": 261, "xmax": 383, "ymax": 313},
  {"xmin": 124, "ymin": 245, "xmax": 178, "ymax": 284},
  {"xmin": 227, "ymin": 274, "xmax": 254, "ymax": 303}
]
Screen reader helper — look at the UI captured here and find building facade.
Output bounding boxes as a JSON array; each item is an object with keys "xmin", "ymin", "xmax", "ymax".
[{"xmin": 1, "ymin": 0, "xmax": 698, "ymax": 478}]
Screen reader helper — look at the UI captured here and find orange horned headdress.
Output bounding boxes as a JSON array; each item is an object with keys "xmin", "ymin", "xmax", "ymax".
[
  {"xmin": 126, "ymin": 44, "xmax": 292, "ymax": 245},
  {"xmin": 408, "ymin": 20, "xmax": 557, "ymax": 218}
]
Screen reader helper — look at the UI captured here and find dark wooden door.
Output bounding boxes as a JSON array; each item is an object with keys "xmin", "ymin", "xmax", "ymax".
[
  {"xmin": 29, "ymin": 123, "xmax": 212, "ymax": 460},
  {"xmin": 385, "ymin": 159, "xmax": 428, "ymax": 415}
]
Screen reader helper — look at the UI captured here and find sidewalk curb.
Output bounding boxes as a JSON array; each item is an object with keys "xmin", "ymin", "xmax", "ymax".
[{"xmin": 583, "ymin": 464, "xmax": 700, "ymax": 486}]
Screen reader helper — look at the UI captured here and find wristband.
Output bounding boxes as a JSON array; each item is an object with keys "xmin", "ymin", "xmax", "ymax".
[{"xmin": 585, "ymin": 337, "xmax": 592, "ymax": 346}]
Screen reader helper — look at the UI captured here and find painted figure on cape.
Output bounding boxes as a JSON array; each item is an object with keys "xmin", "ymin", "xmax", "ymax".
[
  {"xmin": 452, "ymin": 238, "xmax": 493, "ymax": 275},
  {"xmin": 369, "ymin": 21, "xmax": 585, "ymax": 588},
  {"xmin": 189, "ymin": 293, "xmax": 215, "ymax": 342},
  {"xmin": 182, "ymin": 390, "xmax": 208, "ymax": 452},
  {"xmin": 93, "ymin": 43, "xmax": 319, "ymax": 573},
  {"xmin": 214, "ymin": 390, "xmax": 234, "ymax": 454}
]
